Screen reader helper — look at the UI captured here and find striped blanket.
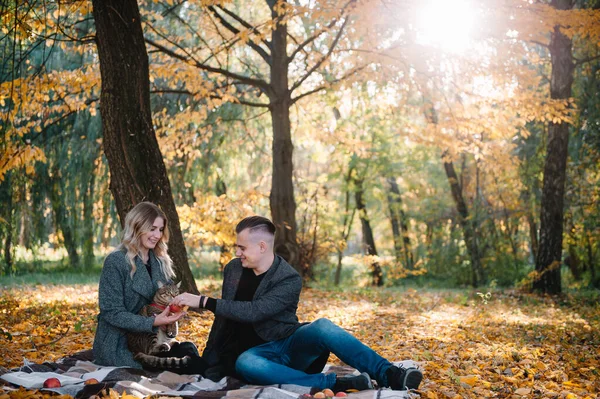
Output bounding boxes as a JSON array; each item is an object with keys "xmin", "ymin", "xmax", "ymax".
[{"xmin": 0, "ymin": 351, "xmax": 417, "ymax": 399}]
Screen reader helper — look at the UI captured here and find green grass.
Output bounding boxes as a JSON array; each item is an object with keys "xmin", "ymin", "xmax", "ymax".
[{"xmin": 0, "ymin": 270, "xmax": 101, "ymax": 287}]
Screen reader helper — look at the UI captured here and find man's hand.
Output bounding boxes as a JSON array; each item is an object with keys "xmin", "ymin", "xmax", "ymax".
[{"xmin": 172, "ymin": 292, "xmax": 202, "ymax": 308}]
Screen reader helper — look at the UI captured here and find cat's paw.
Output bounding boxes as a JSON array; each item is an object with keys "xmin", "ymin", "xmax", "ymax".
[{"xmin": 157, "ymin": 343, "xmax": 171, "ymax": 352}]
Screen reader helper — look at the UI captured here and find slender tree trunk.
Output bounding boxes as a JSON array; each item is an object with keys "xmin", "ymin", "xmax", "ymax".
[
  {"xmin": 215, "ymin": 174, "xmax": 230, "ymax": 271},
  {"xmin": 100, "ymin": 181, "xmax": 112, "ymax": 249},
  {"xmin": 267, "ymin": 6, "xmax": 300, "ymax": 272},
  {"xmin": 354, "ymin": 177, "xmax": 383, "ymax": 286},
  {"xmin": 443, "ymin": 154, "xmax": 485, "ymax": 287},
  {"xmin": 92, "ymin": 0, "xmax": 198, "ymax": 294},
  {"xmin": 18, "ymin": 182, "xmax": 30, "ymax": 248},
  {"xmin": 1, "ymin": 173, "xmax": 13, "ymax": 274},
  {"xmin": 533, "ymin": 0, "xmax": 575, "ymax": 295},
  {"xmin": 83, "ymin": 170, "xmax": 96, "ymax": 270},
  {"xmin": 46, "ymin": 163, "xmax": 81, "ymax": 269},
  {"xmin": 587, "ymin": 232, "xmax": 598, "ymax": 288},
  {"xmin": 335, "ymin": 166, "xmax": 356, "ymax": 286},
  {"xmin": 387, "ymin": 177, "xmax": 414, "ymax": 269}
]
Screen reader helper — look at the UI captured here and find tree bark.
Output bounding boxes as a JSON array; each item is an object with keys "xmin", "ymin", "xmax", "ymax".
[
  {"xmin": 533, "ymin": 0, "xmax": 575, "ymax": 295},
  {"xmin": 267, "ymin": 4, "xmax": 300, "ymax": 271},
  {"xmin": 387, "ymin": 177, "xmax": 414, "ymax": 270},
  {"xmin": 354, "ymin": 177, "xmax": 383, "ymax": 286},
  {"xmin": 92, "ymin": 0, "xmax": 198, "ymax": 294},
  {"xmin": 443, "ymin": 154, "xmax": 485, "ymax": 287}
]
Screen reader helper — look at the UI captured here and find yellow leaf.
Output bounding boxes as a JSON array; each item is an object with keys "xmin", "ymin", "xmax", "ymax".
[
  {"xmin": 514, "ymin": 388, "xmax": 531, "ymax": 396},
  {"xmin": 459, "ymin": 375, "xmax": 478, "ymax": 386}
]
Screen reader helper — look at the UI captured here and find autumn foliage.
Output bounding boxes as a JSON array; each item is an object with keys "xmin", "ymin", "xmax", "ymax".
[{"xmin": 0, "ymin": 281, "xmax": 598, "ymax": 398}]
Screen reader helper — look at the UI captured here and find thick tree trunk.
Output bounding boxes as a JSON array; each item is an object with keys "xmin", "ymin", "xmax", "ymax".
[
  {"xmin": 268, "ymin": 6, "xmax": 300, "ymax": 272},
  {"xmin": 92, "ymin": 0, "xmax": 198, "ymax": 294},
  {"xmin": 354, "ymin": 177, "xmax": 383, "ymax": 286},
  {"xmin": 443, "ymin": 155, "xmax": 485, "ymax": 287},
  {"xmin": 533, "ymin": 0, "xmax": 575, "ymax": 295},
  {"xmin": 387, "ymin": 177, "xmax": 414, "ymax": 270}
]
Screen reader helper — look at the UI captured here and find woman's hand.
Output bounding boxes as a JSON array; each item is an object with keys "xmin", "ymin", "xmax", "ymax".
[
  {"xmin": 152, "ymin": 305, "xmax": 186, "ymax": 327},
  {"xmin": 172, "ymin": 293, "xmax": 202, "ymax": 308}
]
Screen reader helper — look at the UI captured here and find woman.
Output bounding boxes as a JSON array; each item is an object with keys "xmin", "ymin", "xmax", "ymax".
[{"xmin": 93, "ymin": 202, "xmax": 187, "ymax": 368}]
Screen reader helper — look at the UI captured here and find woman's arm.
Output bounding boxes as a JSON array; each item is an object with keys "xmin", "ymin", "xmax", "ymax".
[{"xmin": 98, "ymin": 254, "xmax": 184, "ymax": 332}]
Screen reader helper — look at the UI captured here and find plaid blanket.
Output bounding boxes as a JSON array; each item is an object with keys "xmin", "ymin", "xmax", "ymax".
[{"xmin": 0, "ymin": 351, "xmax": 418, "ymax": 399}]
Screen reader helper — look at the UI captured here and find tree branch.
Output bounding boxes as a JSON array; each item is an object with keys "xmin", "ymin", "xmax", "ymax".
[
  {"xmin": 288, "ymin": 0, "xmax": 355, "ymax": 62},
  {"xmin": 529, "ymin": 39, "xmax": 549, "ymax": 49},
  {"xmin": 290, "ymin": 18, "xmax": 349, "ymax": 94},
  {"xmin": 290, "ymin": 64, "xmax": 368, "ymax": 105},
  {"xmin": 574, "ymin": 53, "xmax": 600, "ymax": 67},
  {"xmin": 145, "ymin": 38, "xmax": 270, "ymax": 90},
  {"xmin": 208, "ymin": 6, "xmax": 272, "ymax": 65},
  {"xmin": 216, "ymin": 4, "xmax": 271, "ymax": 49},
  {"xmin": 151, "ymin": 88, "xmax": 270, "ymax": 108}
]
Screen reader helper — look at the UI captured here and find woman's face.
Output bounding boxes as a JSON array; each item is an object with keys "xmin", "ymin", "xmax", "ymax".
[{"xmin": 140, "ymin": 217, "xmax": 165, "ymax": 251}]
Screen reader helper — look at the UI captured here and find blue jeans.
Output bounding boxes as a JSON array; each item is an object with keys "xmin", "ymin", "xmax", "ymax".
[{"xmin": 235, "ymin": 318, "xmax": 392, "ymax": 389}]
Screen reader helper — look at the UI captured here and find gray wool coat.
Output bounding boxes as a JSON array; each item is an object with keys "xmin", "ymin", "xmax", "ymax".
[
  {"xmin": 202, "ymin": 255, "xmax": 306, "ymax": 367},
  {"xmin": 92, "ymin": 249, "xmax": 168, "ymax": 368}
]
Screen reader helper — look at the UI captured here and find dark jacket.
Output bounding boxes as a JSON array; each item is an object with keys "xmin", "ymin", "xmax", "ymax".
[
  {"xmin": 202, "ymin": 255, "xmax": 305, "ymax": 368},
  {"xmin": 93, "ymin": 249, "xmax": 168, "ymax": 368}
]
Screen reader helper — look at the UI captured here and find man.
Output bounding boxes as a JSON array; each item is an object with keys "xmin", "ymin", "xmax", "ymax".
[{"xmin": 172, "ymin": 216, "xmax": 423, "ymax": 392}]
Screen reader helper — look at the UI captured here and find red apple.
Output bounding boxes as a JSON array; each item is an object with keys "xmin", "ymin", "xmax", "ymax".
[
  {"xmin": 169, "ymin": 304, "xmax": 182, "ymax": 313},
  {"xmin": 335, "ymin": 392, "xmax": 347, "ymax": 397},
  {"xmin": 84, "ymin": 378, "xmax": 99, "ymax": 385},
  {"xmin": 43, "ymin": 378, "xmax": 61, "ymax": 388}
]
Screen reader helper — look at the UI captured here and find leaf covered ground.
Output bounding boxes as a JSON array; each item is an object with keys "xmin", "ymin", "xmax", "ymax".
[{"xmin": 0, "ymin": 281, "xmax": 598, "ymax": 399}]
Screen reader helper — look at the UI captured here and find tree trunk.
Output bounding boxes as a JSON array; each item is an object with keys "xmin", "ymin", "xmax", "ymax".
[
  {"xmin": 1, "ymin": 173, "xmax": 13, "ymax": 275},
  {"xmin": 82, "ymin": 170, "xmax": 96, "ymax": 270},
  {"xmin": 335, "ymin": 166, "xmax": 356, "ymax": 286},
  {"xmin": 267, "ymin": 6, "xmax": 300, "ymax": 272},
  {"xmin": 533, "ymin": 0, "xmax": 575, "ymax": 295},
  {"xmin": 587, "ymin": 232, "xmax": 598, "ymax": 288},
  {"xmin": 92, "ymin": 0, "xmax": 198, "ymax": 294},
  {"xmin": 354, "ymin": 177, "xmax": 383, "ymax": 286},
  {"xmin": 443, "ymin": 154, "xmax": 485, "ymax": 287},
  {"xmin": 46, "ymin": 163, "xmax": 81, "ymax": 269},
  {"xmin": 524, "ymin": 190, "xmax": 539, "ymax": 262},
  {"xmin": 387, "ymin": 177, "xmax": 414, "ymax": 269}
]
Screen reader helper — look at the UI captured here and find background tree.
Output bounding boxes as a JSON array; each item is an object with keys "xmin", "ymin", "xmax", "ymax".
[
  {"xmin": 91, "ymin": 0, "xmax": 198, "ymax": 293},
  {"xmin": 143, "ymin": 0, "xmax": 369, "ymax": 273}
]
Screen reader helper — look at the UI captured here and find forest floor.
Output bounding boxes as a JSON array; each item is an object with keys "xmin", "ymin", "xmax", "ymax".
[{"xmin": 0, "ymin": 280, "xmax": 598, "ymax": 399}]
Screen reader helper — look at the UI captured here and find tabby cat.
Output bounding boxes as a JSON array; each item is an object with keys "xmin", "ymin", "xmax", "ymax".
[{"xmin": 127, "ymin": 281, "xmax": 191, "ymax": 369}]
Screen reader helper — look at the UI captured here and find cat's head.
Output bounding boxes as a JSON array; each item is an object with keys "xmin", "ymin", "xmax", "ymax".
[{"xmin": 154, "ymin": 281, "xmax": 181, "ymax": 306}]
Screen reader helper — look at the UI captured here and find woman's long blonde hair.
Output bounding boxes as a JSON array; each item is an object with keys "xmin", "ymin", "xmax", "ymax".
[{"xmin": 118, "ymin": 202, "xmax": 175, "ymax": 279}]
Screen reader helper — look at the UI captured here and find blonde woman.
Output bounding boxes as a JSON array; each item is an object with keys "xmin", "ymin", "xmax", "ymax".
[{"xmin": 93, "ymin": 202, "xmax": 187, "ymax": 368}]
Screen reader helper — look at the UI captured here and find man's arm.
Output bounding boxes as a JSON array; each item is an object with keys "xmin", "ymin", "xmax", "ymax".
[{"xmin": 213, "ymin": 273, "xmax": 302, "ymax": 323}]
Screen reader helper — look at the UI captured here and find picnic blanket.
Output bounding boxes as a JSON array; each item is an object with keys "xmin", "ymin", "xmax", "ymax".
[{"xmin": 0, "ymin": 351, "xmax": 419, "ymax": 399}]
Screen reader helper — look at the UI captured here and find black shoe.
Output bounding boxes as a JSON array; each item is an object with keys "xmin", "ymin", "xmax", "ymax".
[
  {"xmin": 333, "ymin": 372, "xmax": 374, "ymax": 392},
  {"xmin": 386, "ymin": 365, "xmax": 423, "ymax": 390}
]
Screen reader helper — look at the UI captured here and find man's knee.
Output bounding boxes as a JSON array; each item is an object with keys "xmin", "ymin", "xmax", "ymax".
[
  {"xmin": 235, "ymin": 351, "xmax": 252, "ymax": 374},
  {"xmin": 311, "ymin": 318, "xmax": 336, "ymax": 332}
]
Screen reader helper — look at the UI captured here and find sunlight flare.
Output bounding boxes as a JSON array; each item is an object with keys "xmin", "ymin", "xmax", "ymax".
[{"xmin": 415, "ymin": 0, "xmax": 476, "ymax": 53}]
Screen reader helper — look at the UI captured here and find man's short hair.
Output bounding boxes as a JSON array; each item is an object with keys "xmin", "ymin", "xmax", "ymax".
[{"xmin": 236, "ymin": 216, "xmax": 276, "ymax": 236}]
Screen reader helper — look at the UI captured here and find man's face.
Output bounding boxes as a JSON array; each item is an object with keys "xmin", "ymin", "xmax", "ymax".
[{"xmin": 235, "ymin": 229, "xmax": 263, "ymax": 269}]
